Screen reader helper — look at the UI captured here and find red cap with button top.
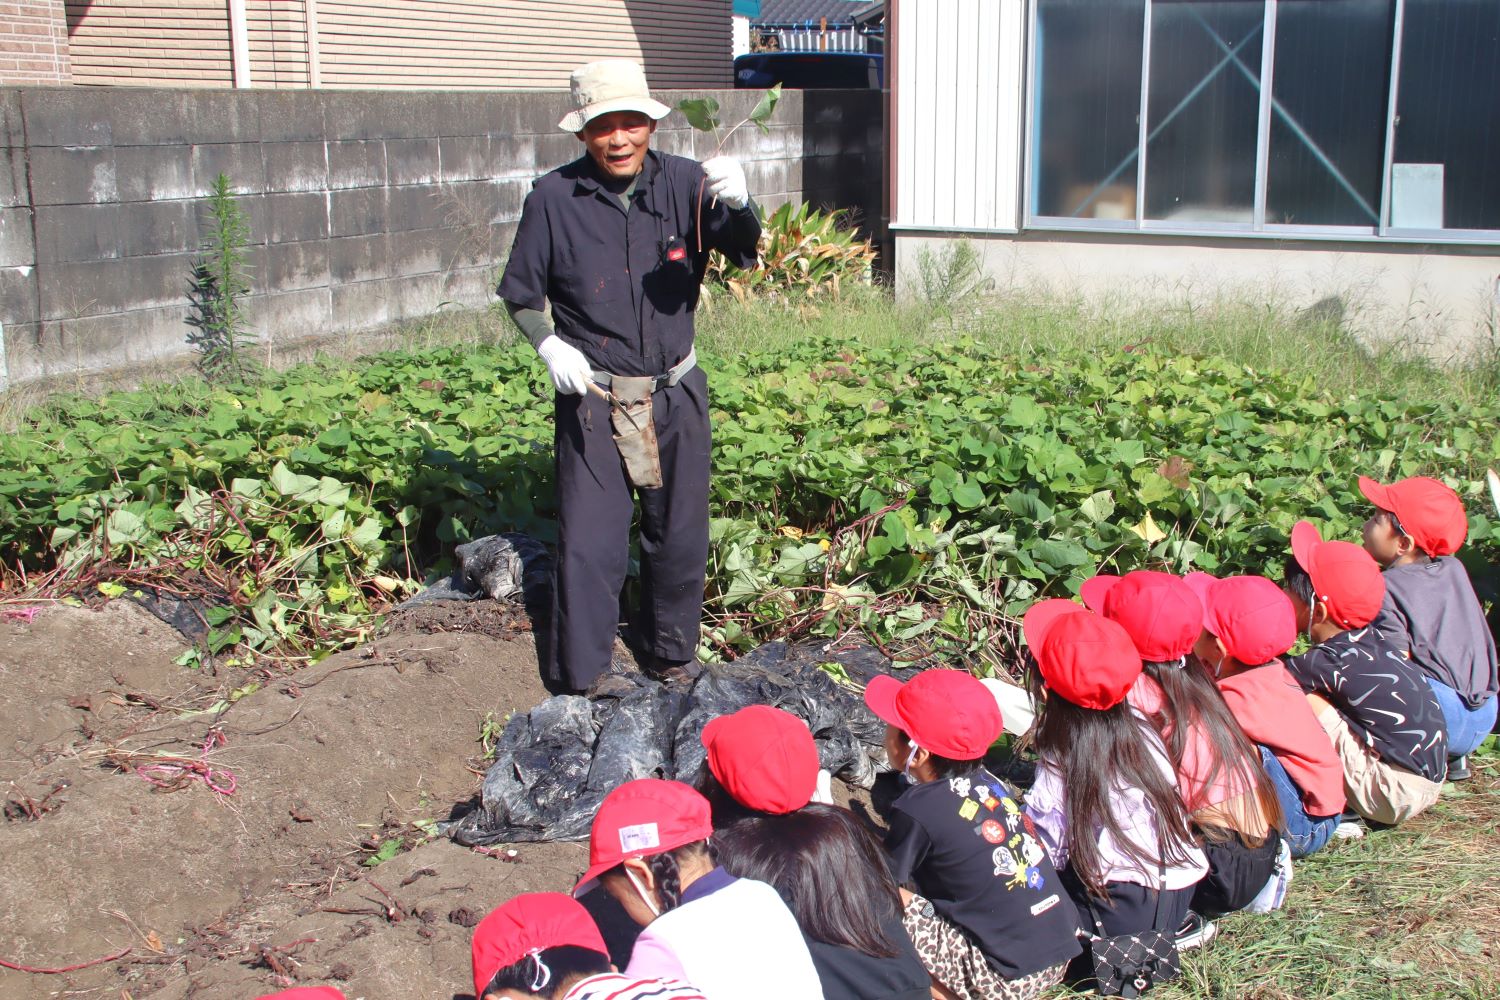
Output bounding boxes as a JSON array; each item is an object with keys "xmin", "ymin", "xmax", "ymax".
[
  {"xmin": 1290, "ymin": 520, "xmax": 1387, "ymax": 629},
  {"xmin": 1022, "ymin": 599, "xmax": 1143, "ymax": 711},
  {"xmin": 470, "ymin": 893, "xmax": 607, "ymax": 1000},
  {"xmin": 864, "ymin": 669, "xmax": 1002, "ymax": 760},
  {"xmin": 702, "ymin": 705, "xmax": 820, "ymax": 814},
  {"xmin": 1080, "ymin": 570, "xmax": 1204, "ymax": 663}
]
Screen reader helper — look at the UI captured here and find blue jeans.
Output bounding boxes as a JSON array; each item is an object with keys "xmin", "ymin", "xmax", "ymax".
[
  {"xmin": 1259, "ymin": 746, "xmax": 1338, "ymax": 858},
  {"xmin": 1424, "ymin": 678, "xmax": 1498, "ymax": 757}
]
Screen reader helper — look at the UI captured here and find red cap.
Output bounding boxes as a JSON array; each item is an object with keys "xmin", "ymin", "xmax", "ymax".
[
  {"xmin": 701, "ymin": 705, "xmax": 820, "ymax": 814},
  {"xmin": 575, "ymin": 779, "xmax": 712, "ymax": 894},
  {"xmin": 470, "ymin": 893, "xmax": 607, "ymax": 999},
  {"xmin": 1290, "ymin": 521, "xmax": 1387, "ymax": 629},
  {"xmin": 1022, "ymin": 599, "xmax": 1142, "ymax": 710},
  {"xmin": 1080, "ymin": 571, "xmax": 1204, "ymax": 662},
  {"xmin": 1184, "ymin": 573, "xmax": 1296, "ymax": 665},
  {"xmin": 255, "ymin": 990, "xmax": 346, "ymax": 1000},
  {"xmin": 863, "ymin": 669, "xmax": 1001, "ymax": 760},
  {"xmin": 1358, "ymin": 475, "xmax": 1468, "ymax": 557}
]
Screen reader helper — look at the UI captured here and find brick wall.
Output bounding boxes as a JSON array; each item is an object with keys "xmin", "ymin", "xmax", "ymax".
[
  {"xmin": 0, "ymin": 1, "xmax": 71, "ymax": 85},
  {"xmin": 0, "ymin": 86, "xmax": 883, "ymax": 388}
]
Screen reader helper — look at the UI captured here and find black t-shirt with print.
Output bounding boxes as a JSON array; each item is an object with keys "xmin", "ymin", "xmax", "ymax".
[
  {"xmin": 1284, "ymin": 611, "xmax": 1448, "ymax": 782},
  {"xmin": 885, "ymin": 765, "xmax": 1082, "ymax": 979}
]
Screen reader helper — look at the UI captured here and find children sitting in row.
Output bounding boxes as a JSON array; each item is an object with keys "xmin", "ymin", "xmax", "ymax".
[
  {"xmin": 278, "ymin": 474, "xmax": 1485, "ymax": 1000},
  {"xmin": 1358, "ymin": 475, "xmax": 1498, "ymax": 779}
]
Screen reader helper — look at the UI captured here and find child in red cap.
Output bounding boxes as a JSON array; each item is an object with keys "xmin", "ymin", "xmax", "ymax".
[
  {"xmin": 864, "ymin": 668, "xmax": 1081, "ymax": 1000},
  {"xmin": 1359, "ymin": 474, "xmax": 1498, "ymax": 778},
  {"xmin": 696, "ymin": 705, "xmax": 930, "ymax": 1000},
  {"xmin": 469, "ymin": 892, "xmax": 703, "ymax": 1000},
  {"xmin": 578, "ymin": 778, "xmax": 821, "ymax": 1000},
  {"xmin": 1084, "ymin": 571, "xmax": 1285, "ymax": 919},
  {"xmin": 1282, "ymin": 520, "xmax": 1449, "ymax": 825},
  {"xmin": 1179, "ymin": 566, "xmax": 1344, "ymax": 862},
  {"xmin": 1020, "ymin": 601, "xmax": 1207, "ymax": 963}
]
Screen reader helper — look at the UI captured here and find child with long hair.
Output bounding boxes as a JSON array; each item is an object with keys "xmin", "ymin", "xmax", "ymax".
[
  {"xmin": 1020, "ymin": 601, "xmax": 1208, "ymax": 947},
  {"xmin": 1182, "ymin": 567, "xmax": 1344, "ymax": 866},
  {"xmin": 695, "ymin": 705, "xmax": 930, "ymax": 1000},
  {"xmin": 576, "ymin": 778, "xmax": 822, "ymax": 1000},
  {"xmin": 1083, "ymin": 571, "xmax": 1287, "ymax": 921},
  {"xmin": 864, "ymin": 669, "xmax": 1082, "ymax": 1000}
]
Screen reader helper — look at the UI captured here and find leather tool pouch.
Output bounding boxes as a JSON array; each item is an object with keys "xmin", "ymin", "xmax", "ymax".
[{"xmin": 609, "ymin": 376, "xmax": 663, "ymax": 490}]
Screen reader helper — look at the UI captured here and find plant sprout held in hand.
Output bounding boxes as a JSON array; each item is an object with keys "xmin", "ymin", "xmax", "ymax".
[{"xmin": 676, "ymin": 85, "xmax": 782, "ymax": 250}]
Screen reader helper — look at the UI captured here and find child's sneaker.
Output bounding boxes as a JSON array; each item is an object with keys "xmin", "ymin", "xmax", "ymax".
[
  {"xmin": 1174, "ymin": 911, "xmax": 1218, "ymax": 951},
  {"xmin": 1447, "ymin": 755, "xmax": 1472, "ymax": 782},
  {"xmin": 1333, "ymin": 815, "xmax": 1366, "ymax": 840},
  {"xmin": 1245, "ymin": 839, "xmax": 1294, "ymax": 913}
]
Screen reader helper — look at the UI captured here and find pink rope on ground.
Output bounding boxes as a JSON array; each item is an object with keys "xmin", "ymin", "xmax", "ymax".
[
  {"xmin": 136, "ymin": 728, "xmax": 237, "ymax": 797},
  {"xmin": 0, "ymin": 945, "xmax": 132, "ymax": 973}
]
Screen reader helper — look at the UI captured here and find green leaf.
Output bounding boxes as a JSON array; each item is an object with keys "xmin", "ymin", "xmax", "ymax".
[
  {"xmin": 1079, "ymin": 490, "xmax": 1116, "ymax": 524},
  {"xmin": 676, "ymin": 97, "xmax": 721, "ymax": 132},
  {"xmin": 1030, "ymin": 538, "xmax": 1091, "ymax": 572},
  {"xmin": 268, "ymin": 461, "xmax": 319, "ymax": 498},
  {"xmin": 363, "ymin": 838, "xmax": 402, "ymax": 867},
  {"xmin": 951, "ymin": 480, "xmax": 987, "ymax": 510},
  {"xmin": 748, "ymin": 84, "xmax": 782, "ymax": 125}
]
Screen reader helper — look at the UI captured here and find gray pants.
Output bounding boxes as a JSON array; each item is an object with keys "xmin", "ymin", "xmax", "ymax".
[{"xmin": 548, "ymin": 365, "xmax": 711, "ymax": 691}]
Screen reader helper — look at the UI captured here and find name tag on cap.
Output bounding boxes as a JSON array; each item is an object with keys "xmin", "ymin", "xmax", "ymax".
[{"xmin": 619, "ymin": 822, "xmax": 661, "ymax": 853}]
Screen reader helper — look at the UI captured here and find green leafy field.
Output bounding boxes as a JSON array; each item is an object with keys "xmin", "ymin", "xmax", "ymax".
[{"xmin": 2, "ymin": 334, "xmax": 1498, "ymax": 670}]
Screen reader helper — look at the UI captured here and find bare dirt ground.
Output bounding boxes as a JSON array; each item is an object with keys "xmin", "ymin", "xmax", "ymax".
[
  {"xmin": 6, "ymin": 599, "xmax": 1499, "ymax": 1000},
  {"xmin": 0, "ymin": 598, "xmax": 583, "ymax": 1000}
]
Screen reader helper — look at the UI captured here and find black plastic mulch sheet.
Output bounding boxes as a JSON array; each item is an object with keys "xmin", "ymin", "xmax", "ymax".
[{"xmin": 449, "ymin": 640, "xmax": 915, "ymax": 845}]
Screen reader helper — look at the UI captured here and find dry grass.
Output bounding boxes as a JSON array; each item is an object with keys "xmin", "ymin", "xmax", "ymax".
[{"xmin": 1148, "ymin": 753, "xmax": 1500, "ymax": 1000}]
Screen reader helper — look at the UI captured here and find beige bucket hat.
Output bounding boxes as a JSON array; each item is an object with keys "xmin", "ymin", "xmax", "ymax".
[{"xmin": 557, "ymin": 59, "xmax": 673, "ymax": 133}]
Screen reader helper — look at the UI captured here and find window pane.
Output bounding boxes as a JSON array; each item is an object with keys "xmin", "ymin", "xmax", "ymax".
[
  {"xmin": 1032, "ymin": 0, "xmax": 1145, "ymax": 220},
  {"xmin": 1266, "ymin": 1, "xmax": 1393, "ymax": 227},
  {"xmin": 1392, "ymin": 0, "xmax": 1500, "ymax": 231},
  {"xmin": 1144, "ymin": 1, "xmax": 1264, "ymax": 224}
]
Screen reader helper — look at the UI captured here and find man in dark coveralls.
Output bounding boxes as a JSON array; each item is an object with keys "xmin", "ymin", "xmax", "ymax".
[{"xmin": 498, "ymin": 60, "xmax": 761, "ymax": 694}]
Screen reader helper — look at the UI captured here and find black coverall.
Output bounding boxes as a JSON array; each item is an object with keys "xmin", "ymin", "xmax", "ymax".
[{"xmin": 498, "ymin": 150, "xmax": 761, "ymax": 691}]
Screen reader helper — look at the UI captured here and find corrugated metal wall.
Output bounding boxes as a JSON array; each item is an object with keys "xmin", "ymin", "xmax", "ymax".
[
  {"xmin": 65, "ymin": 0, "xmax": 235, "ymax": 88},
  {"xmin": 892, "ymin": 0, "xmax": 1024, "ymax": 231},
  {"xmin": 64, "ymin": 0, "xmax": 732, "ymax": 90}
]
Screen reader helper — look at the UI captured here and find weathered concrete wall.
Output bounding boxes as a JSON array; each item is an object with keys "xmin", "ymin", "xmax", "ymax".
[
  {"xmin": 894, "ymin": 232, "xmax": 1500, "ymax": 358},
  {"xmin": 0, "ymin": 86, "xmax": 882, "ymax": 388}
]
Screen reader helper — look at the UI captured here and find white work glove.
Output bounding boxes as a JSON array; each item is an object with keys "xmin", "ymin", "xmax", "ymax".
[
  {"xmin": 702, "ymin": 155, "xmax": 750, "ymax": 211},
  {"xmin": 536, "ymin": 334, "xmax": 594, "ymax": 396}
]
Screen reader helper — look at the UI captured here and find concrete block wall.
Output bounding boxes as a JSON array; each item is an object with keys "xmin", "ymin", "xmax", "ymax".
[{"xmin": 0, "ymin": 86, "xmax": 882, "ymax": 388}]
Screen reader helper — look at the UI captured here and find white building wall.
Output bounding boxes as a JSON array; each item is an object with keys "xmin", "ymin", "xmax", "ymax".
[
  {"xmin": 889, "ymin": 0, "xmax": 1500, "ymax": 353},
  {"xmin": 893, "ymin": 0, "xmax": 1025, "ymax": 232},
  {"xmin": 894, "ymin": 233, "xmax": 1500, "ymax": 357}
]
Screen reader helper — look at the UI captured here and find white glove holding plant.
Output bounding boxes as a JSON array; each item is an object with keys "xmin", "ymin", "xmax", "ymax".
[
  {"xmin": 536, "ymin": 335, "xmax": 595, "ymax": 396},
  {"xmin": 702, "ymin": 155, "xmax": 750, "ymax": 211}
]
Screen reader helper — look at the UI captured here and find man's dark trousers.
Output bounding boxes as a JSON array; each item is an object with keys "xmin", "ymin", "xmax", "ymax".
[{"xmin": 549, "ymin": 366, "xmax": 711, "ymax": 692}]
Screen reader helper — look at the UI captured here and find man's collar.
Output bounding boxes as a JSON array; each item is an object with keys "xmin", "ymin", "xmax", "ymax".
[{"xmin": 573, "ymin": 148, "xmax": 662, "ymax": 196}]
